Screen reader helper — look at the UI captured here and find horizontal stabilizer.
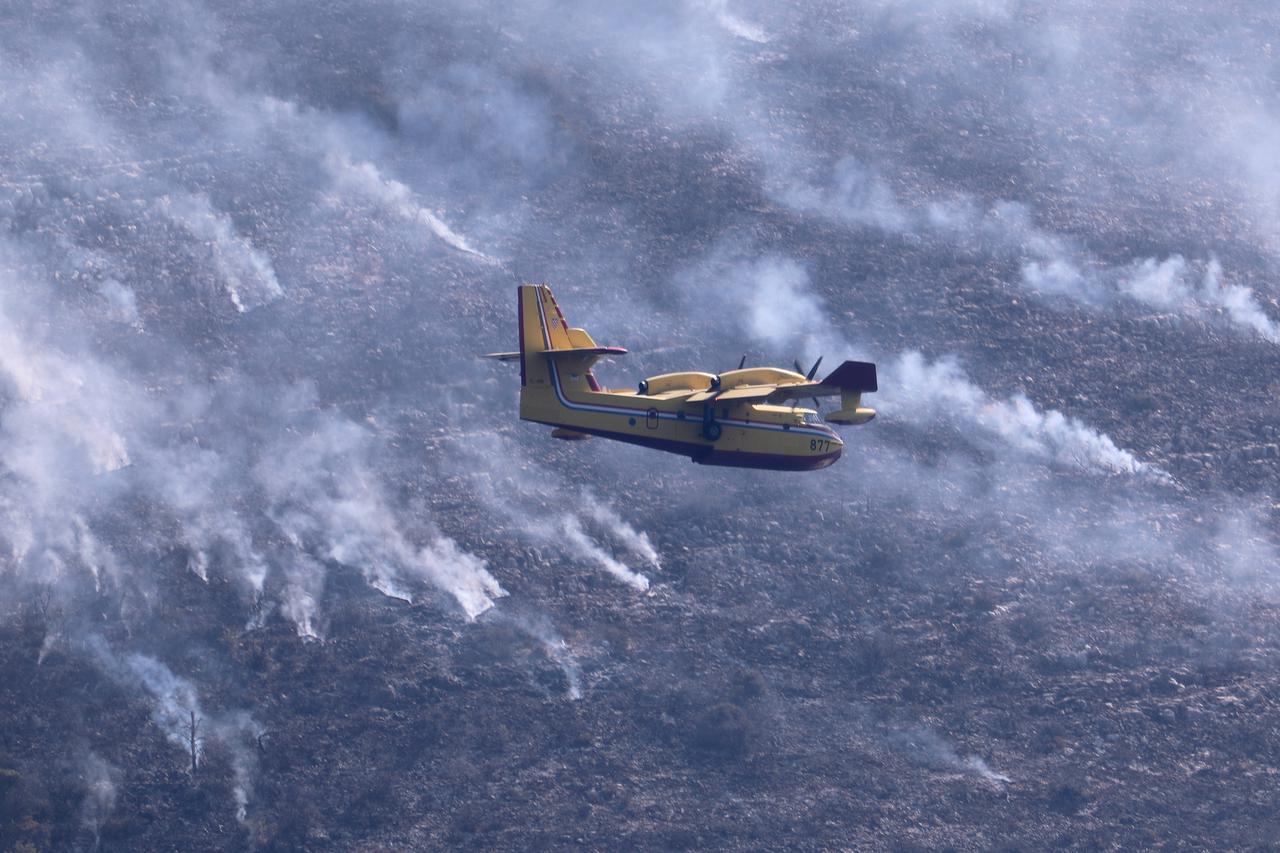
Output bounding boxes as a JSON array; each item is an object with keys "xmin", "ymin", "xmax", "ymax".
[
  {"xmin": 482, "ymin": 351, "xmax": 521, "ymax": 361},
  {"xmin": 821, "ymin": 360, "xmax": 877, "ymax": 392}
]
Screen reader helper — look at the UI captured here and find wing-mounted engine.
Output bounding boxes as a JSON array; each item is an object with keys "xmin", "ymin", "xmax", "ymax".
[{"xmin": 637, "ymin": 371, "xmax": 719, "ymax": 396}]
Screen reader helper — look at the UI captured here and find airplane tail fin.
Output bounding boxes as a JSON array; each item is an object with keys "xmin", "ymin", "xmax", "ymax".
[
  {"xmin": 821, "ymin": 360, "xmax": 878, "ymax": 425},
  {"xmin": 515, "ymin": 284, "xmax": 623, "ymax": 422},
  {"xmin": 517, "ymin": 283, "xmax": 572, "ymax": 388}
]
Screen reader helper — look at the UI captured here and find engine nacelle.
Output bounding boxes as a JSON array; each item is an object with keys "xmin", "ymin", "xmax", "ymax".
[{"xmin": 638, "ymin": 371, "xmax": 719, "ymax": 395}]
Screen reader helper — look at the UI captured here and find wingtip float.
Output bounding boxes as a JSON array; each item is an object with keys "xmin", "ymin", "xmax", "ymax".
[{"xmin": 484, "ymin": 284, "xmax": 877, "ymax": 471}]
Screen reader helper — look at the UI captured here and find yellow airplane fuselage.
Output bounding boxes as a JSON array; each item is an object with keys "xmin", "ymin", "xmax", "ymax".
[{"xmin": 514, "ymin": 285, "xmax": 852, "ymax": 471}]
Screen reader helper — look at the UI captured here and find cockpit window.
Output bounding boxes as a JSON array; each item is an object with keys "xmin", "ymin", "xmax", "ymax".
[{"xmin": 801, "ymin": 410, "xmax": 823, "ymax": 425}]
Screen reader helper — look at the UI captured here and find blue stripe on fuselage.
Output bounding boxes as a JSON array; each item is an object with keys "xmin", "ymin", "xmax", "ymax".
[{"xmin": 533, "ymin": 291, "xmax": 839, "ymax": 442}]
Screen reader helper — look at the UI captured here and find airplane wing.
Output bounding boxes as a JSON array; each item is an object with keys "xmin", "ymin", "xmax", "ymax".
[
  {"xmin": 484, "ymin": 346, "xmax": 627, "ymax": 361},
  {"xmin": 685, "ymin": 385, "xmax": 777, "ymax": 403},
  {"xmin": 541, "ymin": 346, "xmax": 628, "ymax": 358},
  {"xmin": 684, "ymin": 362, "xmax": 877, "ymax": 404},
  {"xmin": 715, "ymin": 385, "xmax": 779, "ymax": 402}
]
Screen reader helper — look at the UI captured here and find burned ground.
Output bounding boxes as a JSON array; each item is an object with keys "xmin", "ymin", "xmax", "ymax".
[{"xmin": 1, "ymin": 1, "xmax": 1280, "ymax": 850}]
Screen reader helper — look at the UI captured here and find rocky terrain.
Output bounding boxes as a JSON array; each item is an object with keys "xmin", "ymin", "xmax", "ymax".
[{"xmin": 1, "ymin": 1, "xmax": 1279, "ymax": 850}]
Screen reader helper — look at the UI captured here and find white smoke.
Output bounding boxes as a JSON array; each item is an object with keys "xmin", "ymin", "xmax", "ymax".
[
  {"xmin": 140, "ymin": 439, "xmax": 269, "ymax": 596},
  {"xmin": 255, "ymin": 416, "xmax": 507, "ymax": 619},
  {"xmin": 157, "ymin": 193, "xmax": 283, "ymax": 313},
  {"xmin": 448, "ymin": 433, "xmax": 657, "ymax": 593},
  {"xmin": 1121, "ymin": 256, "xmax": 1280, "ymax": 344},
  {"xmin": 963, "ymin": 755, "xmax": 1013, "ymax": 786},
  {"xmin": 492, "ymin": 610, "xmax": 584, "ymax": 700},
  {"xmin": 97, "ymin": 278, "xmax": 139, "ymax": 325},
  {"xmin": 559, "ymin": 514, "xmax": 652, "ymax": 592},
  {"xmin": 280, "ymin": 554, "xmax": 325, "ymax": 640},
  {"xmin": 770, "ymin": 154, "xmax": 1279, "ymax": 344},
  {"xmin": 778, "ymin": 156, "xmax": 912, "ymax": 233},
  {"xmin": 120, "ymin": 652, "xmax": 204, "ymax": 756},
  {"xmin": 89, "ymin": 642, "xmax": 263, "ymax": 822},
  {"xmin": 0, "ymin": 293, "xmax": 131, "ymax": 478},
  {"xmin": 684, "ymin": 245, "xmax": 1156, "ymax": 477},
  {"xmin": 1119, "ymin": 256, "xmax": 1194, "ymax": 310},
  {"xmin": 325, "ymin": 153, "xmax": 494, "ymax": 261},
  {"xmin": 545, "ymin": 634, "xmax": 584, "ymax": 700},
  {"xmin": 885, "ymin": 351, "xmax": 1167, "ymax": 479},
  {"xmin": 701, "ymin": 0, "xmax": 771, "ymax": 43},
  {"xmin": 215, "ymin": 709, "xmax": 263, "ymax": 823},
  {"xmin": 79, "ymin": 752, "xmax": 120, "ymax": 850},
  {"xmin": 675, "ymin": 247, "xmax": 847, "ymax": 359},
  {"xmin": 890, "ymin": 725, "xmax": 1012, "ymax": 788},
  {"xmin": 0, "ymin": 245, "xmax": 504, "ymax": 633},
  {"xmin": 581, "ymin": 491, "xmax": 663, "ymax": 570}
]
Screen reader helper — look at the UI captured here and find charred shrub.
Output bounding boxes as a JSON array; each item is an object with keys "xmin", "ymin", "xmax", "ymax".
[
  {"xmin": 728, "ymin": 669, "xmax": 767, "ymax": 705},
  {"xmin": 1047, "ymin": 784, "xmax": 1089, "ymax": 816},
  {"xmin": 691, "ymin": 702, "xmax": 751, "ymax": 760},
  {"xmin": 848, "ymin": 631, "xmax": 896, "ymax": 680},
  {"xmin": 343, "ymin": 775, "xmax": 398, "ymax": 831}
]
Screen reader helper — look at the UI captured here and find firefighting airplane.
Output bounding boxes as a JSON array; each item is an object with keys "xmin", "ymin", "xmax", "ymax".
[{"xmin": 484, "ymin": 284, "xmax": 877, "ymax": 471}]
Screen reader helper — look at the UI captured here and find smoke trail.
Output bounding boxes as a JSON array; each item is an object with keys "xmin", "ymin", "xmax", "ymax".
[
  {"xmin": 889, "ymin": 725, "xmax": 1012, "ymax": 788},
  {"xmin": 445, "ymin": 432, "xmax": 656, "ymax": 593},
  {"xmin": 769, "ymin": 152, "xmax": 1279, "ymax": 344},
  {"xmin": 1199, "ymin": 261, "xmax": 1280, "ymax": 343},
  {"xmin": 120, "ymin": 652, "xmax": 204, "ymax": 756},
  {"xmin": 89, "ymin": 641, "xmax": 263, "ymax": 822},
  {"xmin": 140, "ymin": 438, "xmax": 269, "ymax": 595},
  {"xmin": 97, "ymin": 279, "xmax": 139, "ymax": 325},
  {"xmin": 884, "ymin": 351, "xmax": 1167, "ymax": 479},
  {"xmin": 779, "ymin": 156, "xmax": 912, "ymax": 233},
  {"xmin": 1121, "ymin": 256, "xmax": 1280, "ymax": 344},
  {"xmin": 79, "ymin": 752, "xmax": 119, "ymax": 851},
  {"xmin": 279, "ymin": 554, "xmax": 325, "ymax": 640},
  {"xmin": 255, "ymin": 417, "xmax": 507, "ymax": 619},
  {"xmin": 560, "ymin": 514, "xmax": 652, "ymax": 592},
  {"xmin": 682, "ymin": 245, "xmax": 1159, "ymax": 477},
  {"xmin": 546, "ymin": 636, "xmax": 584, "ymax": 700},
  {"xmin": 580, "ymin": 490, "xmax": 662, "ymax": 570},
  {"xmin": 0, "ymin": 294, "xmax": 132, "ymax": 477},
  {"xmin": 213, "ymin": 709, "xmax": 263, "ymax": 823},
  {"xmin": 702, "ymin": 0, "xmax": 771, "ymax": 43},
  {"xmin": 489, "ymin": 610, "xmax": 584, "ymax": 700},
  {"xmin": 157, "ymin": 193, "xmax": 283, "ymax": 313},
  {"xmin": 963, "ymin": 755, "xmax": 1013, "ymax": 786},
  {"xmin": 324, "ymin": 152, "xmax": 494, "ymax": 262}
]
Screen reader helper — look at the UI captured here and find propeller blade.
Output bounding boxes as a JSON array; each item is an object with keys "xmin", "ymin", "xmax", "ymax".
[
  {"xmin": 806, "ymin": 356, "xmax": 824, "ymax": 381},
  {"xmin": 811, "ymin": 397, "xmax": 822, "ymax": 410},
  {"xmin": 737, "ymin": 354, "xmax": 746, "ymax": 370},
  {"xmin": 793, "ymin": 359, "xmax": 804, "ymax": 375}
]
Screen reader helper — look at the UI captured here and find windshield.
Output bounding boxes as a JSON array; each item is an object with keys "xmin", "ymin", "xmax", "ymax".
[{"xmin": 801, "ymin": 410, "xmax": 823, "ymax": 425}]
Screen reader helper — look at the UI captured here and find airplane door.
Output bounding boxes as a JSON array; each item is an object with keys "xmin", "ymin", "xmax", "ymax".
[{"xmin": 646, "ymin": 407, "xmax": 659, "ymax": 429}]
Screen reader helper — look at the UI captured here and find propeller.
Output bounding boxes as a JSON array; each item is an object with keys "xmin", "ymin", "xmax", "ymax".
[
  {"xmin": 737, "ymin": 354, "xmax": 746, "ymax": 370},
  {"xmin": 793, "ymin": 356, "xmax": 825, "ymax": 410},
  {"xmin": 805, "ymin": 356, "xmax": 823, "ymax": 380}
]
